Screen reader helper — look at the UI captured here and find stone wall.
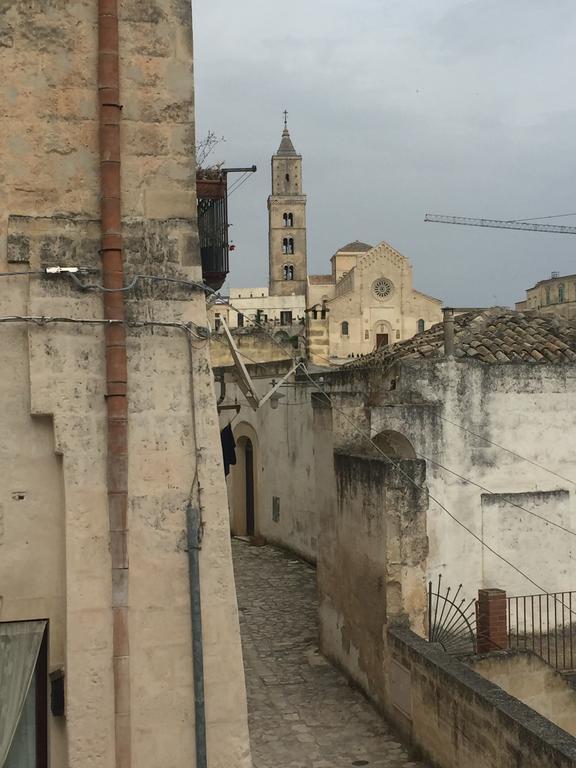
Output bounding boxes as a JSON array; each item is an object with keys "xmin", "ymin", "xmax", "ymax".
[
  {"xmin": 470, "ymin": 651, "xmax": 576, "ymax": 738},
  {"xmin": 218, "ymin": 366, "xmax": 318, "ymax": 562},
  {"xmin": 321, "ymin": 358, "xmax": 576, "ymax": 602},
  {"xmin": 387, "ymin": 627, "xmax": 576, "ymax": 768},
  {"xmin": 0, "ymin": 1, "xmax": 250, "ymax": 766},
  {"xmin": 317, "ymin": 451, "xmax": 428, "ymax": 710}
]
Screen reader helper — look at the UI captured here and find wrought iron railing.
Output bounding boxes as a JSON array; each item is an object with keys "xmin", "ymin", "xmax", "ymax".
[
  {"xmin": 507, "ymin": 591, "xmax": 576, "ymax": 671},
  {"xmin": 427, "ymin": 576, "xmax": 477, "ymax": 656}
]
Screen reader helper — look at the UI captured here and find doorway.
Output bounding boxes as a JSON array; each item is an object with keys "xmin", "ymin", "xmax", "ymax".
[
  {"xmin": 230, "ymin": 427, "xmax": 259, "ymax": 538},
  {"xmin": 245, "ymin": 439, "xmax": 255, "ymax": 536},
  {"xmin": 376, "ymin": 333, "xmax": 389, "ymax": 349}
]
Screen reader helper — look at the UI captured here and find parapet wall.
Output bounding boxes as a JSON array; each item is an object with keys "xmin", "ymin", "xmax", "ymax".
[{"xmin": 387, "ymin": 627, "xmax": 576, "ymax": 768}]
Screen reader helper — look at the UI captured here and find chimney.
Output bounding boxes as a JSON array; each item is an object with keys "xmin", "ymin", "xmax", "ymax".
[{"xmin": 477, "ymin": 589, "xmax": 508, "ymax": 653}]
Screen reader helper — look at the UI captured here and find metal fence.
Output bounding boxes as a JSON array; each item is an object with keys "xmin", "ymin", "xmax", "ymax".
[
  {"xmin": 428, "ymin": 576, "xmax": 477, "ymax": 656},
  {"xmin": 507, "ymin": 591, "xmax": 576, "ymax": 671}
]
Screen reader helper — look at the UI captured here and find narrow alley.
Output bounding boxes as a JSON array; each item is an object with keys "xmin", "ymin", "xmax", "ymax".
[{"xmin": 232, "ymin": 540, "xmax": 429, "ymax": 768}]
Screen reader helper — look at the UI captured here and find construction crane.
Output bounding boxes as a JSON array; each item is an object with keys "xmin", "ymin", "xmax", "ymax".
[{"xmin": 424, "ymin": 214, "xmax": 576, "ymax": 235}]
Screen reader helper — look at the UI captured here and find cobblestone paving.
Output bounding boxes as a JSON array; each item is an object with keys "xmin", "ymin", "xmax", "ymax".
[{"xmin": 232, "ymin": 540, "xmax": 429, "ymax": 768}]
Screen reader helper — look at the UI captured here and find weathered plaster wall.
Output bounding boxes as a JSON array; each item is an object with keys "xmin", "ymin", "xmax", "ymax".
[
  {"xmin": 219, "ymin": 369, "xmax": 318, "ymax": 562},
  {"xmin": 209, "ymin": 327, "xmax": 302, "ymax": 367},
  {"xmin": 387, "ymin": 627, "xmax": 576, "ymax": 768},
  {"xmin": 367, "ymin": 358, "xmax": 576, "ymax": 602},
  {"xmin": 470, "ymin": 652, "xmax": 576, "ymax": 737},
  {"xmin": 317, "ymin": 450, "xmax": 428, "ymax": 711},
  {"xmin": 0, "ymin": 1, "xmax": 250, "ymax": 766}
]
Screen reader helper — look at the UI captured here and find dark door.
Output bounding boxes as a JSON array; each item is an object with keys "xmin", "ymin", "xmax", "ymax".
[
  {"xmin": 376, "ymin": 333, "xmax": 389, "ymax": 349},
  {"xmin": 245, "ymin": 439, "xmax": 255, "ymax": 536}
]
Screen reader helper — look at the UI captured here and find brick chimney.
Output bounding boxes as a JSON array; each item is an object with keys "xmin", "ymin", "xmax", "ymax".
[{"xmin": 477, "ymin": 589, "xmax": 508, "ymax": 653}]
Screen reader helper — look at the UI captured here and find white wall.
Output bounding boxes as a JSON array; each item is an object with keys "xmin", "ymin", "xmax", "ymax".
[
  {"xmin": 369, "ymin": 359, "xmax": 576, "ymax": 602},
  {"xmin": 221, "ymin": 372, "xmax": 318, "ymax": 561}
]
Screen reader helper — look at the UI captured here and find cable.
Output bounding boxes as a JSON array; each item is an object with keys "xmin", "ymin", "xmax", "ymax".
[
  {"xmin": 227, "ymin": 173, "xmax": 253, "ymax": 198},
  {"xmin": 297, "ymin": 363, "xmax": 576, "ymax": 610},
  {"xmin": 436, "ymin": 414, "xmax": 576, "ymax": 487},
  {"xmin": 510, "ymin": 212, "xmax": 576, "ymax": 223},
  {"xmin": 416, "ymin": 451, "xmax": 576, "ymax": 538},
  {"xmin": 0, "ymin": 314, "xmax": 210, "ymax": 338}
]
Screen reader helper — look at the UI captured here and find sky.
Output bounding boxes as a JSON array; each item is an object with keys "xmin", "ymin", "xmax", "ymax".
[{"xmin": 193, "ymin": 0, "xmax": 576, "ymax": 307}]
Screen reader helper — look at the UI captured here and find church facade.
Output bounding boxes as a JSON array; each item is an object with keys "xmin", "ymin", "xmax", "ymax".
[{"xmin": 218, "ymin": 122, "xmax": 443, "ymax": 363}]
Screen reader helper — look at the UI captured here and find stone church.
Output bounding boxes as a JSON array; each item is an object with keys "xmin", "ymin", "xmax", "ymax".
[{"xmin": 219, "ymin": 121, "xmax": 443, "ymax": 363}]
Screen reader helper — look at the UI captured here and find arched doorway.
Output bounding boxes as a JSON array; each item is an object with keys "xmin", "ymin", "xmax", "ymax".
[
  {"xmin": 229, "ymin": 423, "xmax": 260, "ymax": 537},
  {"xmin": 244, "ymin": 438, "xmax": 255, "ymax": 536},
  {"xmin": 373, "ymin": 321, "xmax": 393, "ymax": 350},
  {"xmin": 372, "ymin": 429, "xmax": 416, "ymax": 459}
]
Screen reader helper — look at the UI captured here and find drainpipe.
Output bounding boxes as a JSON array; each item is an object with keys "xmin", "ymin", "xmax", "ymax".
[
  {"xmin": 186, "ymin": 501, "xmax": 208, "ymax": 768},
  {"xmin": 443, "ymin": 308, "xmax": 455, "ymax": 357},
  {"xmin": 98, "ymin": 2, "xmax": 131, "ymax": 766}
]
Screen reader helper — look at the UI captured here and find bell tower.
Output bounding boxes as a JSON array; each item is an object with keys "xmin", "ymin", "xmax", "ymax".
[{"xmin": 268, "ymin": 114, "xmax": 308, "ymax": 296}]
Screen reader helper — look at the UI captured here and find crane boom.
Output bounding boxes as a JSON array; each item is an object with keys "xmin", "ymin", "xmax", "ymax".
[{"xmin": 424, "ymin": 214, "xmax": 576, "ymax": 235}]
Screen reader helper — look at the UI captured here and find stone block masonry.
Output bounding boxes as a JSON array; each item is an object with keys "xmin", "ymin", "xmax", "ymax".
[
  {"xmin": 0, "ymin": 1, "xmax": 251, "ymax": 766},
  {"xmin": 387, "ymin": 627, "xmax": 576, "ymax": 768}
]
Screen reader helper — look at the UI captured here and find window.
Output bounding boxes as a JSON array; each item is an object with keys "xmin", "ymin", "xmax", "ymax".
[
  {"xmin": 558, "ymin": 284, "xmax": 565, "ymax": 303},
  {"xmin": 283, "ymin": 212, "xmax": 294, "ymax": 227},
  {"xmin": 2, "ymin": 621, "xmax": 48, "ymax": 768},
  {"xmin": 280, "ymin": 310, "xmax": 293, "ymax": 326},
  {"xmin": 283, "ymin": 264, "xmax": 294, "ymax": 281},
  {"xmin": 546, "ymin": 287, "xmax": 551, "ymax": 305},
  {"xmin": 285, "ymin": 173, "xmax": 290, "ymax": 183},
  {"xmin": 282, "ymin": 237, "xmax": 294, "ymax": 255},
  {"xmin": 237, "ymin": 313, "xmax": 244, "ymax": 327},
  {"xmin": 214, "ymin": 313, "xmax": 221, "ymax": 331},
  {"xmin": 341, "ymin": 321, "xmax": 349, "ymax": 336},
  {"xmin": 417, "ymin": 319, "xmax": 425, "ymax": 333}
]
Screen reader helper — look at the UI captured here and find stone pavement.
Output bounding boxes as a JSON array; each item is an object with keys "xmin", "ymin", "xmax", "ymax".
[{"xmin": 232, "ymin": 540, "xmax": 429, "ymax": 768}]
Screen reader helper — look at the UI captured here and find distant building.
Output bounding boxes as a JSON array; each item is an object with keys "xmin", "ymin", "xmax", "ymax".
[
  {"xmin": 516, "ymin": 272, "xmax": 576, "ymax": 319},
  {"xmin": 219, "ymin": 122, "xmax": 442, "ymax": 364},
  {"xmin": 307, "ymin": 240, "xmax": 442, "ymax": 363}
]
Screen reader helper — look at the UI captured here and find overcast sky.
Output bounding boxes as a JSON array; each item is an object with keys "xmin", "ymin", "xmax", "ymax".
[{"xmin": 193, "ymin": 0, "xmax": 576, "ymax": 307}]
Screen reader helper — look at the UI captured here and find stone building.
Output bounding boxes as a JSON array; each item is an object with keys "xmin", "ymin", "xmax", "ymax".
[
  {"xmin": 0, "ymin": 2, "xmax": 250, "ymax": 767},
  {"xmin": 516, "ymin": 271, "xmax": 576, "ymax": 319},
  {"xmin": 217, "ymin": 309, "xmax": 576, "ymax": 601},
  {"xmin": 220, "ymin": 122, "xmax": 442, "ymax": 363},
  {"xmin": 307, "ymin": 239, "xmax": 443, "ymax": 362}
]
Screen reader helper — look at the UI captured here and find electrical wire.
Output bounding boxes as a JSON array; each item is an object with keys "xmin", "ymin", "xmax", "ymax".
[
  {"xmin": 436, "ymin": 414, "xmax": 576, "ymax": 487},
  {"xmin": 209, "ymin": 296, "xmax": 576, "ymax": 600},
  {"xmin": 227, "ymin": 173, "xmax": 254, "ymax": 198},
  {"xmin": 415, "ymin": 450, "xmax": 576, "ymax": 538},
  {"xmin": 510, "ymin": 212, "xmax": 576, "ymax": 223},
  {"xmin": 296, "ymin": 365, "xmax": 576, "ymax": 610}
]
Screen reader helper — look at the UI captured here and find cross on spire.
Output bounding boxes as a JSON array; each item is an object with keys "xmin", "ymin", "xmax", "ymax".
[{"xmin": 283, "ymin": 109, "xmax": 288, "ymax": 128}]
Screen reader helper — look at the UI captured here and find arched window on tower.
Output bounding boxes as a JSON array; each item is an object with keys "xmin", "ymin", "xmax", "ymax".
[
  {"xmin": 341, "ymin": 321, "xmax": 349, "ymax": 336},
  {"xmin": 282, "ymin": 212, "xmax": 293, "ymax": 227},
  {"xmin": 282, "ymin": 237, "xmax": 295, "ymax": 255},
  {"xmin": 283, "ymin": 264, "xmax": 294, "ymax": 281},
  {"xmin": 417, "ymin": 319, "xmax": 425, "ymax": 333},
  {"xmin": 285, "ymin": 173, "xmax": 290, "ymax": 183}
]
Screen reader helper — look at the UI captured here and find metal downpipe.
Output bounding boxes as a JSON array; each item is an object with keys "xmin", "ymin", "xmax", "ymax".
[
  {"xmin": 98, "ymin": 1, "xmax": 131, "ymax": 765},
  {"xmin": 186, "ymin": 502, "xmax": 208, "ymax": 768}
]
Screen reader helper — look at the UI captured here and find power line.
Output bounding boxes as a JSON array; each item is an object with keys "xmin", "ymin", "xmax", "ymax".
[
  {"xmin": 511, "ymin": 212, "xmax": 576, "ymax": 223},
  {"xmin": 296, "ymin": 364, "xmax": 576, "ymax": 608},
  {"xmin": 437, "ymin": 414, "xmax": 576, "ymax": 487},
  {"xmin": 417, "ymin": 451, "xmax": 576, "ymax": 538},
  {"xmin": 209, "ymin": 289, "xmax": 576, "ymax": 584}
]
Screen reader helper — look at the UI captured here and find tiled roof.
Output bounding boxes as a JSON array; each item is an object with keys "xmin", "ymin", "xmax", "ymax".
[
  {"xmin": 309, "ymin": 274, "xmax": 333, "ymax": 285},
  {"xmin": 336, "ymin": 240, "xmax": 373, "ymax": 254},
  {"xmin": 346, "ymin": 309, "xmax": 576, "ymax": 369}
]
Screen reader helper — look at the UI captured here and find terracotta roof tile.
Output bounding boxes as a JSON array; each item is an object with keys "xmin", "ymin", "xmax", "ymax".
[{"xmin": 345, "ymin": 309, "xmax": 576, "ymax": 369}]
